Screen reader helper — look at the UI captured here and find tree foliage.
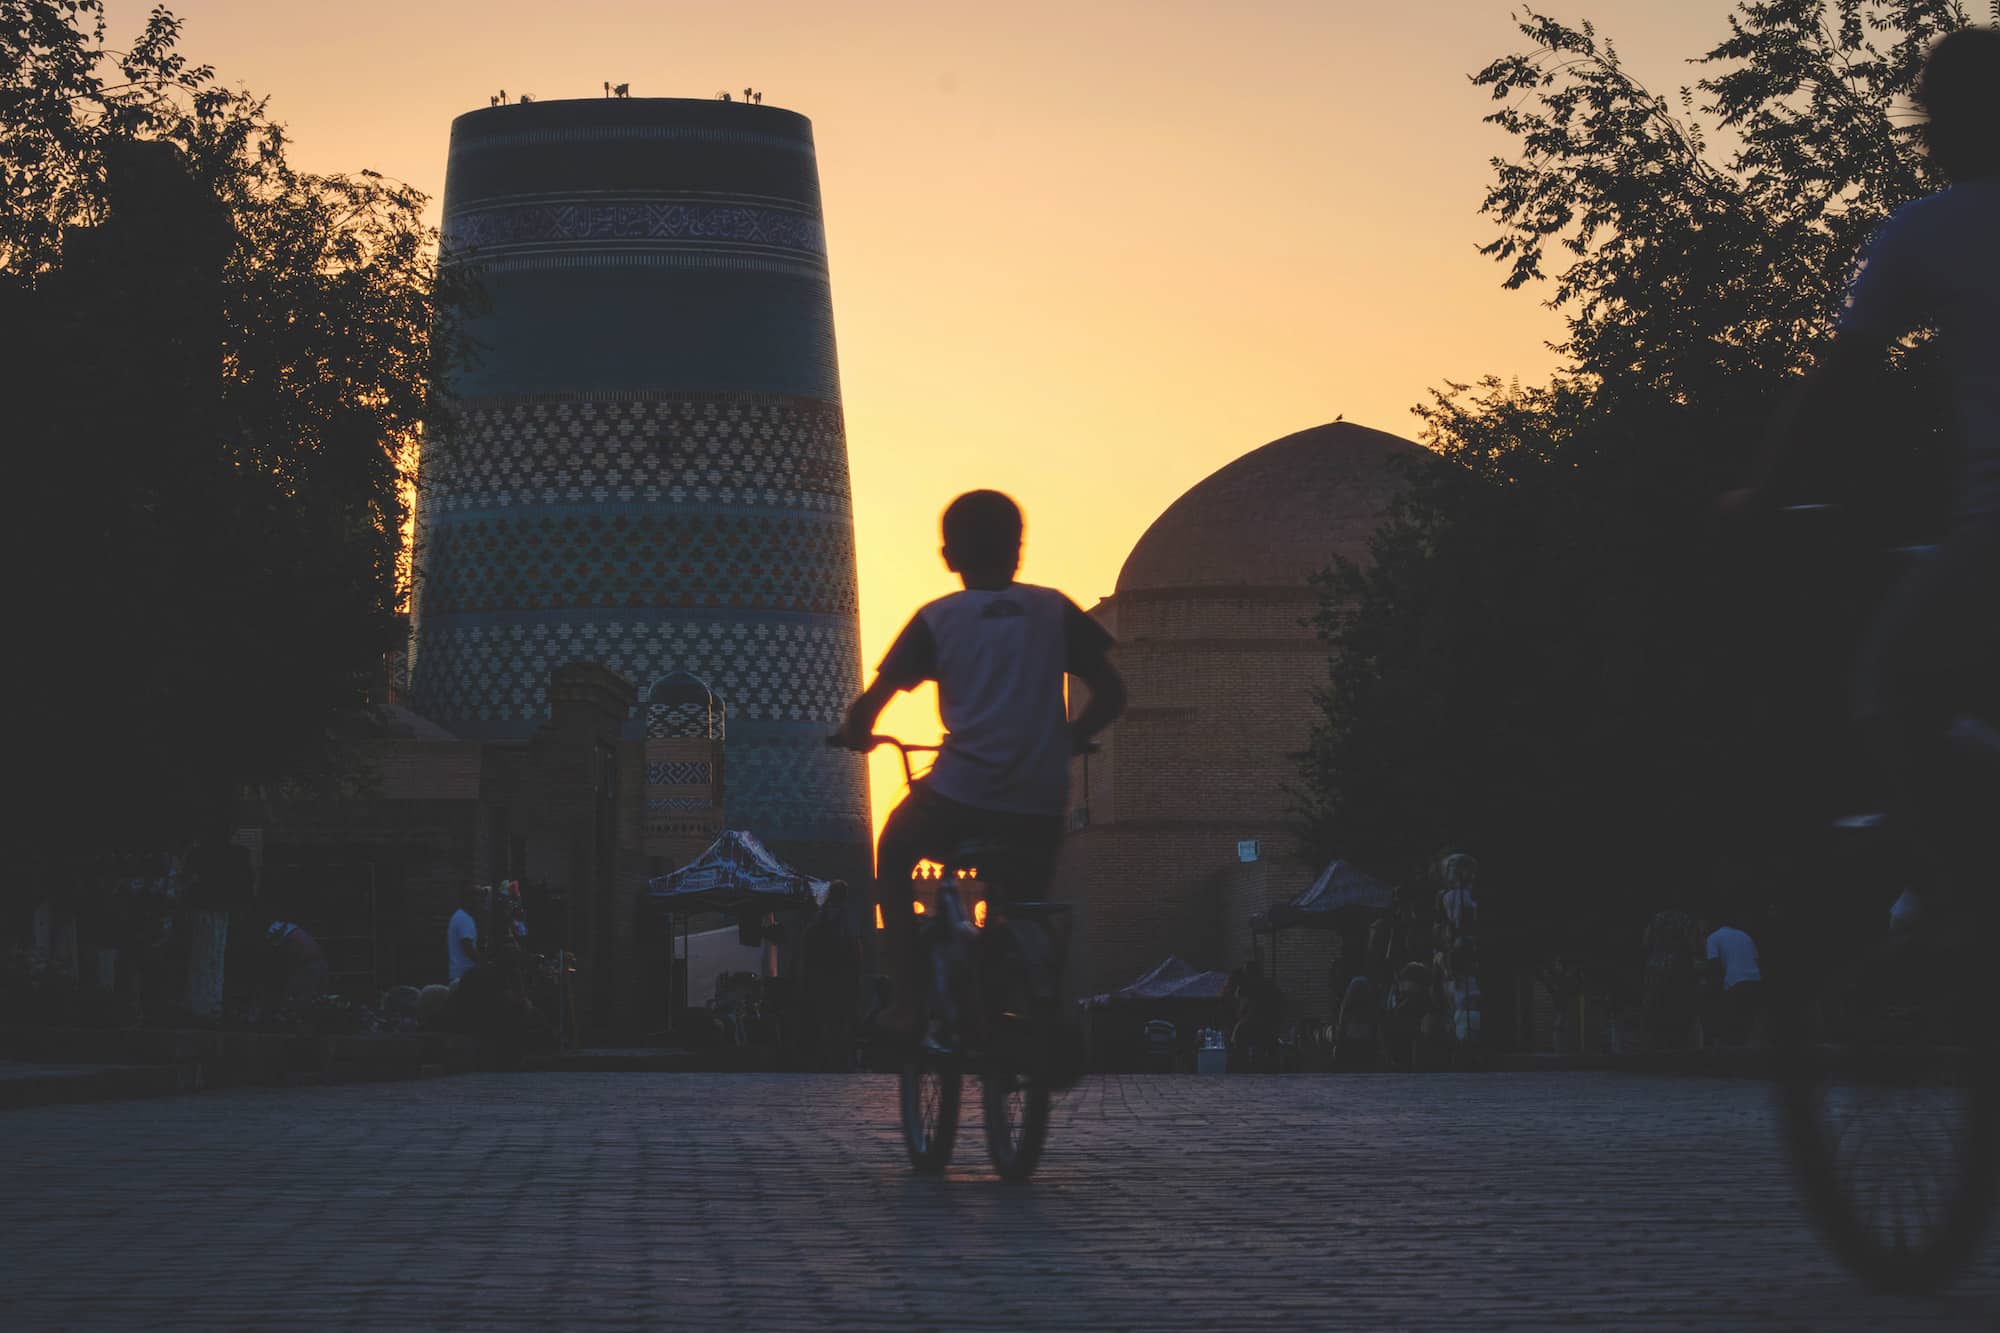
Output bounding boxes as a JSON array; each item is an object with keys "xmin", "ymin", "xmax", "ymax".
[
  {"xmin": 1297, "ymin": 1, "xmax": 1990, "ymax": 940},
  {"xmin": 2, "ymin": 1, "xmax": 462, "ymax": 849}
]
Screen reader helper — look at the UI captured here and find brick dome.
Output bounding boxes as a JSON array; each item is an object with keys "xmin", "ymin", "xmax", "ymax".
[{"xmin": 1115, "ymin": 421, "xmax": 1426, "ymax": 594}]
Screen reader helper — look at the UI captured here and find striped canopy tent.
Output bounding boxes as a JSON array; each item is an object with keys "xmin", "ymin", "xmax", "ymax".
[
  {"xmin": 1085, "ymin": 954, "xmax": 1231, "ymax": 1010},
  {"xmin": 1250, "ymin": 860, "xmax": 1395, "ymax": 933},
  {"xmin": 644, "ymin": 830, "xmax": 829, "ymax": 917}
]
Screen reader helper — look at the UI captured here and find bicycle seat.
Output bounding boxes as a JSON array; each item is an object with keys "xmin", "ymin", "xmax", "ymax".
[
  {"xmin": 995, "ymin": 901, "xmax": 1072, "ymax": 922},
  {"xmin": 1948, "ymin": 714, "xmax": 2000, "ymax": 764},
  {"xmin": 948, "ymin": 835, "xmax": 1018, "ymax": 861}
]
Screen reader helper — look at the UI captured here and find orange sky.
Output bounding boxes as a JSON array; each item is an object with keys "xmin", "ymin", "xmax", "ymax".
[{"xmin": 114, "ymin": 0, "xmax": 1731, "ymax": 827}]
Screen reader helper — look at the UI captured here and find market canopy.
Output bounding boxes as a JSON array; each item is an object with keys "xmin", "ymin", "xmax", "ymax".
[
  {"xmin": 1085, "ymin": 954, "xmax": 1231, "ymax": 1009},
  {"xmin": 643, "ymin": 831, "xmax": 829, "ymax": 916},
  {"xmin": 1250, "ymin": 859, "xmax": 1394, "ymax": 932}
]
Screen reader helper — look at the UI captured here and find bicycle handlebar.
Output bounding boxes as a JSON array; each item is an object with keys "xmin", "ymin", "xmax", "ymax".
[
  {"xmin": 825, "ymin": 730, "xmax": 1101, "ymax": 785},
  {"xmin": 825, "ymin": 733, "xmax": 940, "ymax": 785},
  {"xmin": 1777, "ymin": 503, "xmax": 1938, "ymax": 560}
]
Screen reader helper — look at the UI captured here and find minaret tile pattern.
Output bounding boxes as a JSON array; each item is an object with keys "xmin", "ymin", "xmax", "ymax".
[{"xmin": 411, "ymin": 98, "xmax": 869, "ymax": 870}]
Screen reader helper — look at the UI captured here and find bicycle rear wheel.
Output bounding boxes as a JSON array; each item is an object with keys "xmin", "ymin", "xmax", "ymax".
[
  {"xmin": 899, "ymin": 1053, "xmax": 962, "ymax": 1173},
  {"xmin": 1776, "ymin": 933, "xmax": 1999, "ymax": 1293},
  {"xmin": 982, "ymin": 1063, "xmax": 1050, "ymax": 1182}
]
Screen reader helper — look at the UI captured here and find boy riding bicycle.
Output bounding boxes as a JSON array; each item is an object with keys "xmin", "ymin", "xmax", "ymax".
[{"xmin": 834, "ymin": 490, "xmax": 1127, "ymax": 1035}]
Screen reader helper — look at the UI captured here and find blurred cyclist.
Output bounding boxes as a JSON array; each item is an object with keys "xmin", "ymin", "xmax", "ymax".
[{"xmin": 1725, "ymin": 28, "xmax": 2000, "ymax": 902}]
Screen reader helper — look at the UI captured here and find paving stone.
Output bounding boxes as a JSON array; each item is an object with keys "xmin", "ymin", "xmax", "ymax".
[{"xmin": 0, "ymin": 1073, "xmax": 1994, "ymax": 1329}]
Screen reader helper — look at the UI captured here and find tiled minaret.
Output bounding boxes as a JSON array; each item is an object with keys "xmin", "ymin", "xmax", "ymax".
[{"xmin": 411, "ymin": 97, "xmax": 869, "ymax": 874}]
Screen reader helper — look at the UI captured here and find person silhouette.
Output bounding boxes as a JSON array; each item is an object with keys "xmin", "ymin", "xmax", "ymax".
[
  {"xmin": 1726, "ymin": 28, "xmax": 2000, "ymax": 902},
  {"xmin": 834, "ymin": 491, "xmax": 1125, "ymax": 1036}
]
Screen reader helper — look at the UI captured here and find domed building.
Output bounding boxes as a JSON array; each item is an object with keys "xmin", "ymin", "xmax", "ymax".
[{"xmin": 1057, "ymin": 420, "xmax": 1426, "ymax": 1020}]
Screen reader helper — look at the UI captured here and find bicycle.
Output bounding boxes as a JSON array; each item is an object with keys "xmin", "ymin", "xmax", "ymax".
[
  {"xmin": 850, "ymin": 734, "xmax": 1080, "ymax": 1182},
  {"xmin": 1759, "ymin": 505, "xmax": 2000, "ymax": 1293}
]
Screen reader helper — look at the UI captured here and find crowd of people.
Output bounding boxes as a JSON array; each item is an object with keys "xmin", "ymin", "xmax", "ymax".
[
  {"xmin": 431, "ymin": 881, "xmax": 565, "ymax": 1060},
  {"xmin": 5, "ymin": 841, "xmax": 358, "ymax": 1030},
  {"xmin": 1305, "ymin": 851, "xmax": 1491, "ymax": 1072},
  {"xmin": 1230, "ymin": 850, "xmax": 1786, "ymax": 1068}
]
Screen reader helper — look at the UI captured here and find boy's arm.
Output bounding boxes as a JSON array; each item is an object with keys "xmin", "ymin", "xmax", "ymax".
[
  {"xmin": 834, "ymin": 675, "xmax": 900, "ymax": 751},
  {"xmin": 1068, "ymin": 654, "xmax": 1126, "ymax": 754},
  {"xmin": 1062, "ymin": 598, "xmax": 1125, "ymax": 753},
  {"xmin": 1727, "ymin": 217, "xmax": 1915, "ymax": 509},
  {"xmin": 1729, "ymin": 337, "xmax": 1883, "ymax": 503},
  {"xmin": 835, "ymin": 611, "xmax": 935, "ymax": 750}
]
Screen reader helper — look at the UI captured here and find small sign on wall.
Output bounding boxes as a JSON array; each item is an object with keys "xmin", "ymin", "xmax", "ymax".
[{"xmin": 1237, "ymin": 839, "xmax": 1260, "ymax": 863}]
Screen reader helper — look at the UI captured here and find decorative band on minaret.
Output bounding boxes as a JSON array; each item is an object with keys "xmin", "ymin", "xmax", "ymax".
[{"xmin": 411, "ymin": 98, "xmax": 869, "ymax": 870}]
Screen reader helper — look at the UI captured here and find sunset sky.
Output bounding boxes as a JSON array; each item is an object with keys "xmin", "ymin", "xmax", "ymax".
[{"xmin": 113, "ymin": 0, "xmax": 1734, "ymax": 825}]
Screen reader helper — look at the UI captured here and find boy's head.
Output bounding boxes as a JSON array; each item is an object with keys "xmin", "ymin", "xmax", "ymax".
[
  {"xmin": 1919, "ymin": 27, "xmax": 2000, "ymax": 181},
  {"xmin": 940, "ymin": 489, "xmax": 1023, "ymax": 584}
]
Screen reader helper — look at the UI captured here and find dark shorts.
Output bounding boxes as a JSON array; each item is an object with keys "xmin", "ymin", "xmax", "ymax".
[
  {"xmin": 876, "ymin": 783, "xmax": 1065, "ymax": 912},
  {"xmin": 1849, "ymin": 515, "xmax": 2000, "ymax": 891},
  {"xmin": 1722, "ymin": 979, "xmax": 1764, "ymax": 1041},
  {"xmin": 1851, "ymin": 516, "xmax": 2000, "ymax": 726}
]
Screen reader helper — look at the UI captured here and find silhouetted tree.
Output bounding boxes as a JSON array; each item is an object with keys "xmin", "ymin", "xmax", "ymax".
[
  {"xmin": 1, "ymin": 1, "xmax": 469, "ymax": 856},
  {"xmin": 1296, "ymin": 1, "xmax": 1982, "ymax": 943}
]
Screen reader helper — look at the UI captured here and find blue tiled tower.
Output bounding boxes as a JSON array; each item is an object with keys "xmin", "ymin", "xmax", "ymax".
[{"xmin": 410, "ymin": 97, "xmax": 869, "ymax": 875}]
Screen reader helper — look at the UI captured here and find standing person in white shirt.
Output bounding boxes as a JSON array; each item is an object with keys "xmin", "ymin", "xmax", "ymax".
[
  {"xmin": 1432, "ymin": 852, "xmax": 1482, "ymax": 1045},
  {"xmin": 1703, "ymin": 918, "xmax": 1764, "ymax": 1045},
  {"xmin": 447, "ymin": 885, "xmax": 482, "ymax": 984},
  {"xmin": 1436, "ymin": 852, "xmax": 1480, "ymax": 939}
]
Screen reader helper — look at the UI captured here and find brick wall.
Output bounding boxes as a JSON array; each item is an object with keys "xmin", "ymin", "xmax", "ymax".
[
  {"xmin": 354, "ymin": 740, "xmax": 484, "ymax": 801},
  {"xmin": 1056, "ymin": 582, "xmax": 1334, "ymax": 1009}
]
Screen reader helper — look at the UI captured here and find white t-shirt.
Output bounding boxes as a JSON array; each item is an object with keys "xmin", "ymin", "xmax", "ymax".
[
  {"xmin": 877, "ymin": 582, "xmax": 1115, "ymax": 815},
  {"xmin": 1839, "ymin": 181, "xmax": 2000, "ymax": 517},
  {"xmin": 1704, "ymin": 926, "xmax": 1761, "ymax": 990},
  {"xmin": 447, "ymin": 908, "xmax": 478, "ymax": 982},
  {"xmin": 1439, "ymin": 888, "xmax": 1478, "ymax": 932}
]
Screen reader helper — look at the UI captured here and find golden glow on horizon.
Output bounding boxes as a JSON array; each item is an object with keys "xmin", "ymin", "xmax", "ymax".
[{"xmin": 127, "ymin": 0, "xmax": 1734, "ymax": 838}]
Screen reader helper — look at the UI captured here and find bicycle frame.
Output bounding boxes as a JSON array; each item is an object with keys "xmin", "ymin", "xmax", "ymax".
[
  {"xmin": 846, "ymin": 732, "xmax": 1083, "ymax": 1179},
  {"xmin": 854, "ymin": 733, "xmax": 1072, "ymax": 1038}
]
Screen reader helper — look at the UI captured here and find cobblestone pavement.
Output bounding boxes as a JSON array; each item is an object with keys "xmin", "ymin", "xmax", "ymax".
[{"xmin": 2, "ymin": 1072, "xmax": 1995, "ymax": 1330}]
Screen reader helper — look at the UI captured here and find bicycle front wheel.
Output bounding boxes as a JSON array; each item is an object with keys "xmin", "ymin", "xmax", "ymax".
[
  {"xmin": 1775, "ymin": 942, "xmax": 2000, "ymax": 1293},
  {"xmin": 899, "ymin": 1053, "xmax": 961, "ymax": 1173}
]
